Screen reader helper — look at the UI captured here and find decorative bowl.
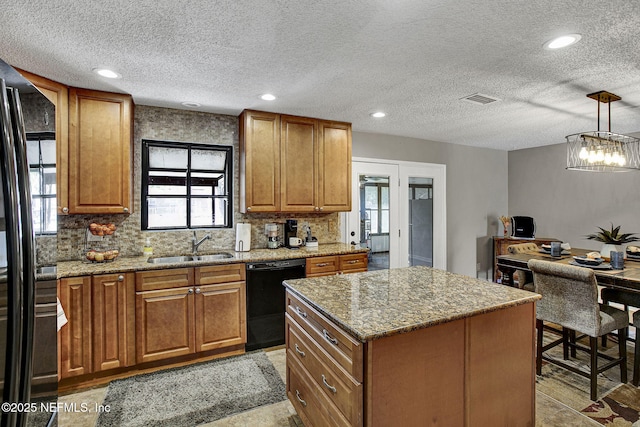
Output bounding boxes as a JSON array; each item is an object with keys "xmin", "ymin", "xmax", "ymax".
[{"xmin": 572, "ymin": 255, "xmax": 604, "ymax": 266}]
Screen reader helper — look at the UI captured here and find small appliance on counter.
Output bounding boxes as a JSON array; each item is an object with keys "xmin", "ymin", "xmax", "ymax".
[
  {"xmin": 511, "ymin": 216, "xmax": 536, "ymax": 239},
  {"xmin": 235, "ymin": 222, "xmax": 251, "ymax": 252},
  {"xmin": 265, "ymin": 223, "xmax": 279, "ymax": 249},
  {"xmin": 285, "ymin": 219, "xmax": 298, "ymax": 248},
  {"xmin": 305, "ymin": 224, "xmax": 318, "ymax": 248}
]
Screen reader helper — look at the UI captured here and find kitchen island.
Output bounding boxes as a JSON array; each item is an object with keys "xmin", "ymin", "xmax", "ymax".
[{"xmin": 283, "ymin": 266, "xmax": 541, "ymax": 426}]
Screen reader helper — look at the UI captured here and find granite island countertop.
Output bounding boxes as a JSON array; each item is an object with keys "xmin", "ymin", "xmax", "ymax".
[
  {"xmin": 56, "ymin": 243, "xmax": 368, "ymax": 278},
  {"xmin": 283, "ymin": 265, "xmax": 541, "ymax": 342}
]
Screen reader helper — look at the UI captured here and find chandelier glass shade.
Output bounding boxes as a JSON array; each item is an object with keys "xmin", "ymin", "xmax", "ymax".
[{"xmin": 565, "ymin": 91, "xmax": 640, "ymax": 172}]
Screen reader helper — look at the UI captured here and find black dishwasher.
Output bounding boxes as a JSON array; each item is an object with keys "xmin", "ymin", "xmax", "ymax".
[{"xmin": 245, "ymin": 258, "xmax": 306, "ymax": 351}]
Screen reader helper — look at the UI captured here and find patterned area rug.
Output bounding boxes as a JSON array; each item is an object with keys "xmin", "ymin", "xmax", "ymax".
[
  {"xmin": 96, "ymin": 350, "xmax": 287, "ymax": 427},
  {"xmin": 536, "ymin": 330, "xmax": 640, "ymax": 426}
]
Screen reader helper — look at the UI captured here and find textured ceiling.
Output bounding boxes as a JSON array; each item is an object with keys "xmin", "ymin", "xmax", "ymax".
[{"xmin": 2, "ymin": 0, "xmax": 640, "ymax": 151}]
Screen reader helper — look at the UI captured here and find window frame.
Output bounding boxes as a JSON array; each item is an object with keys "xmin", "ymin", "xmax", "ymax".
[
  {"xmin": 141, "ymin": 140, "xmax": 233, "ymax": 230},
  {"xmin": 27, "ymin": 132, "xmax": 57, "ymax": 235}
]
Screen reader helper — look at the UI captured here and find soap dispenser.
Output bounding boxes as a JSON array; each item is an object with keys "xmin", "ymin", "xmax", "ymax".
[{"xmin": 143, "ymin": 238, "xmax": 153, "ymax": 257}]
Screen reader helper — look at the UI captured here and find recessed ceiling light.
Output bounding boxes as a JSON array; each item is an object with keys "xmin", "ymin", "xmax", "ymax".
[
  {"xmin": 261, "ymin": 94, "xmax": 276, "ymax": 101},
  {"xmin": 181, "ymin": 101, "xmax": 201, "ymax": 108},
  {"xmin": 543, "ymin": 34, "xmax": 582, "ymax": 50},
  {"xmin": 92, "ymin": 68, "xmax": 121, "ymax": 79},
  {"xmin": 370, "ymin": 112, "xmax": 386, "ymax": 118}
]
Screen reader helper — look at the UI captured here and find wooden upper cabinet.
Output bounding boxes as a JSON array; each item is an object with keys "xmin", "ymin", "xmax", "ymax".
[
  {"xmin": 69, "ymin": 88, "xmax": 133, "ymax": 214},
  {"xmin": 240, "ymin": 110, "xmax": 352, "ymax": 213},
  {"xmin": 281, "ymin": 115, "xmax": 317, "ymax": 212},
  {"xmin": 240, "ymin": 110, "xmax": 280, "ymax": 213},
  {"xmin": 317, "ymin": 120, "xmax": 352, "ymax": 212},
  {"xmin": 16, "ymin": 69, "xmax": 70, "ymax": 215}
]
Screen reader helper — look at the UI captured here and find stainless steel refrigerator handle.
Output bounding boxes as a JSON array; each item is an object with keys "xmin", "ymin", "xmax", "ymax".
[
  {"xmin": 0, "ymin": 78, "xmax": 23, "ymax": 426},
  {"xmin": 9, "ymin": 87, "xmax": 36, "ymax": 412}
]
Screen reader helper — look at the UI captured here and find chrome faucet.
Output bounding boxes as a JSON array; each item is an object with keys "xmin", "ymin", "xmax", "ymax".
[{"xmin": 192, "ymin": 231, "xmax": 212, "ymax": 254}]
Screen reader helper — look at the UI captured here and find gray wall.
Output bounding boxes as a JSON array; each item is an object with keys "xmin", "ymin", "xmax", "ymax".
[
  {"xmin": 353, "ymin": 131, "xmax": 509, "ymax": 278},
  {"xmin": 508, "ymin": 143, "xmax": 640, "ymax": 251}
]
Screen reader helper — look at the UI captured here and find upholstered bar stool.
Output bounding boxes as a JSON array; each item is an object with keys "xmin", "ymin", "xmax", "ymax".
[
  {"xmin": 507, "ymin": 243, "xmax": 539, "ymax": 291},
  {"xmin": 528, "ymin": 259, "xmax": 629, "ymax": 401}
]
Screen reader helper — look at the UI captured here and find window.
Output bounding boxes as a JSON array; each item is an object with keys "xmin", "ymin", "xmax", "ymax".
[
  {"xmin": 363, "ymin": 181, "xmax": 389, "ymax": 234},
  {"xmin": 27, "ymin": 132, "xmax": 56, "ymax": 235},
  {"xmin": 142, "ymin": 140, "xmax": 232, "ymax": 230}
]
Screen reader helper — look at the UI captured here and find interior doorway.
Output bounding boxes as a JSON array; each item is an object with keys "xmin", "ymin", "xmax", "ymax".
[{"xmin": 344, "ymin": 159, "xmax": 446, "ymax": 270}]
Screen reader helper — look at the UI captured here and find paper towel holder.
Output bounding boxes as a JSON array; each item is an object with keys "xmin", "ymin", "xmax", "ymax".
[{"xmin": 235, "ymin": 222, "xmax": 251, "ymax": 252}]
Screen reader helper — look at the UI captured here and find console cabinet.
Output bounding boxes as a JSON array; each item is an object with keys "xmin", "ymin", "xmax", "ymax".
[{"xmin": 492, "ymin": 237, "xmax": 559, "ymax": 283}]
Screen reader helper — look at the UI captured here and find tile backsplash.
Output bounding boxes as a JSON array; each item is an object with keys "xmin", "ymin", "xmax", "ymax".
[{"xmin": 56, "ymin": 106, "xmax": 342, "ymax": 261}]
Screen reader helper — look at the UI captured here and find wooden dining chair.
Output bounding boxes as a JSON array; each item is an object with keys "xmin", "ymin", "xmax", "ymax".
[
  {"xmin": 528, "ymin": 259, "xmax": 629, "ymax": 401},
  {"xmin": 600, "ymin": 288, "xmax": 639, "ymax": 346},
  {"xmin": 507, "ymin": 243, "xmax": 538, "ymax": 291}
]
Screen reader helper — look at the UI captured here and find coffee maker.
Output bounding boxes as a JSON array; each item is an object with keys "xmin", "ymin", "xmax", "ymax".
[{"xmin": 285, "ymin": 219, "xmax": 298, "ymax": 248}]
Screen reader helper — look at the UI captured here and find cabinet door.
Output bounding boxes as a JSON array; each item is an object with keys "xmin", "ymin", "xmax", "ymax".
[
  {"xmin": 317, "ymin": 120, "xmax": 352, "ymax": 212},
  {"xmin": 195, "ymin": 282, "xmax": 246, "ymax": 352},
  {"xmin": 280, "ymin": 115, "xmax": 317, "ymax": 212},
  {"xmin": 240, "ymin": 110, "xmax": 280, "ymax": 213},
  {"xmin": 92, "ymin": 273, "xmax": 135, "ymax": 372},
  {"xmin": 136, "ymin": 287, "xmax": 195, "ymax": 364},
  {"xmin": 58, "ymin": 277, "xmax": 92, "ymax": 379},
  {"xmin": 68, "ymin": 88, "xmax": 132, "ymax": 214},
  {"xmin": 17, "ymin": 69, "xmax": 70, "ymax": 215}
]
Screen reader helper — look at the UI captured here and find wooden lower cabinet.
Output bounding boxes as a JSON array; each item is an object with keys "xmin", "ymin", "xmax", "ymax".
[
  {"xmin": 135, "ymin": 287, "xmax": 196, "ymax": 364},
  {"xmin": 285, "ymin": 290, "xmax": 535, "ymax": 426},
  {"xmin": 58, "ymin": 276, "xmax": 92, "ymax": 379},
  {"xmin": 59, "ymin": 273, "xmax": 134, "ymax": 379},
  {"xmin": 196, "ymin": 282, "xmax": 246, "ymax": 352},
  {"xmin": 136, "ymin": 264, "xmax": 246, "ymax": 364},
  {"xmin": 92, "ymin": 273, "xmax": 135, "ymax": 372},
  {"xmin": 306, "ymin": 253, "xmax": 368, "ymax": 277}
]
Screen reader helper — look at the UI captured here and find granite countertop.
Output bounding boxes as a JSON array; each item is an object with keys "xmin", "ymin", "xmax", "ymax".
[
  {"xmin": 56, "ymin": 243, "xmax": 368, "ymax": 278},
  {"xmin": 283, "ymin": 265, "xmax": 541, "ymax": 342}
]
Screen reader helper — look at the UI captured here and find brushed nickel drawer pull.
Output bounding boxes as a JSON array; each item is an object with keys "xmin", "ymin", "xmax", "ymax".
[
  {"xmin": 316, "ymin": 263, "xmax": 329, "ymax": 267},
  {"xmin": 347, "ymin": 260, "xmax": 359, "ymax": 264},
  {"xmin": 295, "ymin": 306, "xmax": 307, "ymax": 318},
  {"xmin": 323, "ymin": 329, "xmax": 338, "ymax": 345},
  {"xmin": 295, "ymin": 390, "xmax": 307, "ymax": 407},
  {"xmin": 322, "ymin": 374, "xmax": 337, "ymax": 393},
  {"xmin": 294, "ymin": 343, "xmax": 306, "ymax": 357}
]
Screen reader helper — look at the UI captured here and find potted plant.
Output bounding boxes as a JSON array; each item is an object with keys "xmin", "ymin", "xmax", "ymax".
[{"xmin": 585, "ymin": 224, "xmax": 639, "ymax": 260}]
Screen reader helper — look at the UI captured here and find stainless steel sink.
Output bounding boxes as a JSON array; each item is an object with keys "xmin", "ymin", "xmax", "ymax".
[
  {"xmin": 194, "ymin": 253, "xmax": 234, "ymax": 261},
  {"xmin": 147, "ymin": 253, "xmax": 234, "ymax": 264}
]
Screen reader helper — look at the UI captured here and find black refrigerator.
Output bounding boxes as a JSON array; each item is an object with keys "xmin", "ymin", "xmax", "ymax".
[{"xmin": 0, "ymin": 59, "xmax": 56, "ymax": 427}]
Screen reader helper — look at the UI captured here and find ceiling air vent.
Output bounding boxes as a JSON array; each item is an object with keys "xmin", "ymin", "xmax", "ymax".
[{"xmin": 460, "ymin": 93, "xmax": 501, "ymax": 105}]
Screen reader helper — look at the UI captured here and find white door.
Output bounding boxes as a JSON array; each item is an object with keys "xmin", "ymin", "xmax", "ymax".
[
  {"xmin": 399, "ymin": 162, "xmax": 446, "ymax": 270},
  {"xmin": 343, "ymin": 159, "xmax": 446, "ymax": 271},
  {"xmin": 345, "ymin": 161, "xmax": 400, "ymax": 269}
]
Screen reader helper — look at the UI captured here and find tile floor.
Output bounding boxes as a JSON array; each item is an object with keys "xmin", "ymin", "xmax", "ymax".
[{"xmin": 58, "ymin": 346, "xmax": 623, "ymax": 427}]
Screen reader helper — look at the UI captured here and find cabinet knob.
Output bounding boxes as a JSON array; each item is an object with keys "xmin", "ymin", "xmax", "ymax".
[
  {"xmin": 350, "ymin": 231, "xmax": 355, "ymax": 236},
  {"xmin": 350, "ymin": 241, "xmax": 356, "ymax": 245},
  {"xmin": 195, "ymin": 288, "xmax": 201, "ymax": 294},
  {"xmin": 123, "ymin": 207, "xmax": 129, "ymax": 213},
  {"xmin": 247, "ymin": 207, "xmax": 252, "ymax": 212},
  {"xmin": 319, "ymin": 207, "xmax": 324, "ymax": 211},
  {"xmin": 188, "ymin": 288, "xmax": 194, "ymax": 294},
  {"xmin": 62, "ymin": 207, "xmax": 69, "ymax": 214},
  {"xmin": 314, "ymin": 207, "xmax": 319, "ymax": 211},
  {"xmin": 117, "ymin": 275, "xmax": 124, "ymax": 282}
]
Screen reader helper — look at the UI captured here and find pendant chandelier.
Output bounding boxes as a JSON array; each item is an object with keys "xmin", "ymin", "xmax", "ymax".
[{"xmin": 565, "ymin": 90, "xmax": 640, "ymax": 172}]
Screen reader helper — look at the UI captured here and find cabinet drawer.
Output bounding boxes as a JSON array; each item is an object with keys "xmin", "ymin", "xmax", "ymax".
[
  {"xmin": 339, "ymin": 253, "xmax": 368, "ymax": 273},
  {"xmin": 287, "ymin": 351, "xmax": 351, "ymax": 427},
  {"xmin": 195, "ymin": 263, "xmax": 245, "ymax": 285},
  {"xmin": 287, "ymin": 316, "xmax": 362, "ymax": 425},
  {"xmin": 306, "ymin": 256, "xmax": 338, "ymax": 276},
  {"xmin": 286, "ymin": 291, "xmax": 363, "ymax": 382},
  {"xmin": 135, "ymin": 268, "xmax": 193, "ymax": 292}
]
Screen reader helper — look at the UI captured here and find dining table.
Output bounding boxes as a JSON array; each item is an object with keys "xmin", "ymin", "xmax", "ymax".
[{"xmin": 496, "ymin": 247, "xmax": 640, "ymax": 294}]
